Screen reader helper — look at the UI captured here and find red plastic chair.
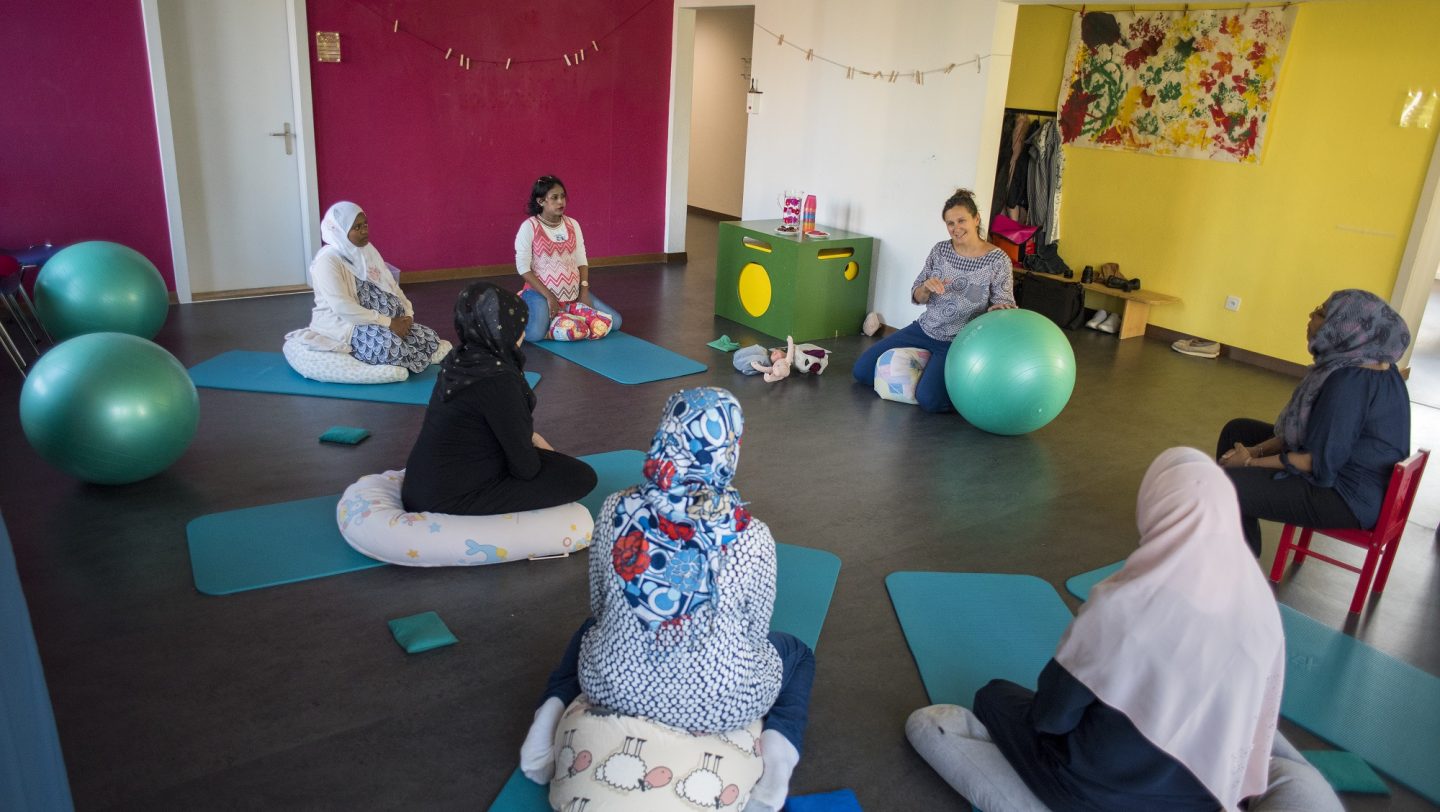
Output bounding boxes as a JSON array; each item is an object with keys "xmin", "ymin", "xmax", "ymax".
[{"xmin": 1268, "ymin": 449, "xmax": 1430, "ymax": 614}]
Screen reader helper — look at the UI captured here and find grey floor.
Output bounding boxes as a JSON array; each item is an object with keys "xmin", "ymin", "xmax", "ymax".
[{"xmin": 1, "ymin": 213, "xmax": 1436, "ymax": 810}]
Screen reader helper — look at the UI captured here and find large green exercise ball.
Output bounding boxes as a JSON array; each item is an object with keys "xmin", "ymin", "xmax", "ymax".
[
  {"xmin": 944, "ymin": 309, "xmax": 1076, "ymax": 435},
  {"xmin": 33, "ymin": 241, "xmax": 169, "ymax": 340},
  {"xmin": 20, "ymin": 333, "xmax": 199, "ymax": 485}
]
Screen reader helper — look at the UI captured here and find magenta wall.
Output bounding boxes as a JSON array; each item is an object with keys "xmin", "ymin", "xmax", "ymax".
[
  {"xmin": 306, "ymin": 0, "xmax": 675, "ymax": 272},
  {"xmin": 1, "ymin": 2, "xmax": 176, "ymax": 288}
]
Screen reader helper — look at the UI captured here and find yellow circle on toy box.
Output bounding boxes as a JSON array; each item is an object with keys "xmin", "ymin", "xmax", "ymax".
[
  {"xmin": 738, "ymin": 262, "xmax": 772, "ymax": 317},
  {"xmin": 843, "ymin": 260, "xmax": 859, "ymax": 281}
]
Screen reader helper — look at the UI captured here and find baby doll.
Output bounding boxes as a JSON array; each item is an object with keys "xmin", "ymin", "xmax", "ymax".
[{"xmin": 732, "ymin": 336, "xmax": 795, "ymax": 383}]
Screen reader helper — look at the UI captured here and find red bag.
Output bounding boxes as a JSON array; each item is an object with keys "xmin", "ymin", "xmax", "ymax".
[{"xmin": 989, "ymin": 214, "xmax": 1039, "ymax": 267}]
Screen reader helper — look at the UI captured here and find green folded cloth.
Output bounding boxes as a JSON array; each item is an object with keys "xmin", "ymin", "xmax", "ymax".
[
  {"xmin": 707, "ymin": 334, "xmax": 741, "ymax": 352},
  {"xmin": 1301, "ymin": 750, "xmax": 1389, "ymax": 794},
  {"xmin": 319, "ymin": 426, "xmax": 371, "ymax": 445},
  {"xmin": 387, "ymin": 611, "xmax": 458, "ymax": 654}
]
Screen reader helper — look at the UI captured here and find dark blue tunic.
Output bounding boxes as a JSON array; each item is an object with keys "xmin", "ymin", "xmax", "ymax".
[{"xmin": 1288, "ymin": 365, "xmax": 1410, "ymax": 528}]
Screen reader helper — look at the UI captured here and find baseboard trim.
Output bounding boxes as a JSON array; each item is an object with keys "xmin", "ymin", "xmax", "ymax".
[
  {"xmin": 190, "ymin": 284, "xmax": 310, "ymax": 302},
  {"xmin": 667, "ymin": 251, "xmax": 688, "ymax": 263},
  {"xmin": 1144, "ymin": 323, "xmax": 1307, "ymax": 377},
  {"xmin": 181, "ymin": 253, "xmax": 669, "ymax": 302},
  {"xmin": 687, "ymin": 205, "xmax": 741, "ymax": 221}
]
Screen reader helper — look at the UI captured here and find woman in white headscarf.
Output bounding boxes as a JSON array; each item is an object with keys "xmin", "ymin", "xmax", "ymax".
[
  {"xmin": 289, "ymin": 202, "xmax": 442, "ymax": 373},
  {"xmin": 906, "ymin": 447, "xmax": 1343, "ymax": 812}
]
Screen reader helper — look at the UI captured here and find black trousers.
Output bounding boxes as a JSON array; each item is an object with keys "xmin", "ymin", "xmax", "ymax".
[
  {"xmin": 1216, "ymin": 418, "xmax": 1360, "ymax": 557},
  {"xmin": 440, "ymin": 450, "xmax": 597, "ymax": 515}
]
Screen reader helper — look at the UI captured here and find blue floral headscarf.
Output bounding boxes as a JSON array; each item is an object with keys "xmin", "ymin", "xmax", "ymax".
[
  {"xmin": 609, "ymin": 388, "xmax": 752, "ymax": 631},
  {"xmin": 1275, "ymin": 289, "xmax": 1410, "ymax": 448}
]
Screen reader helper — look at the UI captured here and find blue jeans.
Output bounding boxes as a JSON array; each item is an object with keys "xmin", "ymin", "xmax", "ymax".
[
  {"xmin": 851, "ymin": 320, "xmax": 954, "ymax": 413},
  {"xmin": 540, "ymin": 621, "xmax": 816, "ymax": 754},
  {"xmin": 519, "ymin": 288, "xmax": 623, "ymax": 343}
]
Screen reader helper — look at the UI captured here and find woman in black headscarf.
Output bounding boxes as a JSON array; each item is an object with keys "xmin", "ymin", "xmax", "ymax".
[{"xmin": 401, "ymin": 281, "xmax": 596, "ymax": 515}]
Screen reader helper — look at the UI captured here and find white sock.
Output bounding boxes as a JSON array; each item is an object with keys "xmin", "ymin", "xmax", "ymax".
[
  {"xmin": 743, "ymin": 730, "xmax": 800, "ymax": 812},
  {"xmin": 520, "ymin": 697, "xmax": 565, "ymax": 784}
]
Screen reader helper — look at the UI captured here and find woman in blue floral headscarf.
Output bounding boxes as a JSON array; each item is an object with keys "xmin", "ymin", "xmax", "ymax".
[
  {"xmin": 518, "ymin": 388, "xmax": 815, "ymax": 812},
  {"xmin": 1216, "ymin": 289, "xmax": 1411, "ymax": 557}
]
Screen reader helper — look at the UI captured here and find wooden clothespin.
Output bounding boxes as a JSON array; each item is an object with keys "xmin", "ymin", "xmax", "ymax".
[
  {"xmin": 564, "ymin": 53, "xmax": 572, "ymax": 67},
  {"xmin": 505, "ymin": 58, "xmax": 512, "ymax": 70},
  {"xmin": 944, "ymin": 63, "xmax": 956, "ymax": 74},
  {"xmin": 805, "ymin": 48, "xmax": 813, "ymax": 61},
  {"xmin": 776, "ymin": 33, "xmax": 785, "ymax": 47},
  {"xmin": 975, "ymin": 54, "xmax": 981, "ymax": 73},
  {"xmin": 914, "ymin": 70, "xmax": 923, "ymax": 85},
  {"xmin": 888, "ymin": 70, "xmax": 898, "ymax": 83},
  {"xmin": 1182, "ymin": 4, "xmax": 1190, "ymax": 18},
  {"xmin": 578, "ymin": 50, "xmax": 584, "ymax": 63},
  {"xmin": 1080, "ymin": 5, "xmax": 1086, "ymax": 16},
  {"xmin": 444, "ymin": 48, "xmax": 452, "ymax": 60},
  {"xmin": 592, "ymin": 40, "xmax": 599, "ymax": 52},
  {"xmin": 846, "ymin": 66, "xmax": 854, "ymax": 79}
]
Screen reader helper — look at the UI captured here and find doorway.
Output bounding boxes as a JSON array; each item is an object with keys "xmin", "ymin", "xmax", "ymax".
[
  {"xmin": 143, "ymin": 0, "xmax": 321, "ymax": 302},
  {"xmin": 688, "ymin": 7, "xmax": 753, "ymax": 222}
]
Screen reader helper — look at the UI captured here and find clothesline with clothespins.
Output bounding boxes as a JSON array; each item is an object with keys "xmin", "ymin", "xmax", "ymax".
[
  {"xmin": 345, "ymin": 0, "xmax": 662, "ymax": 72},
  {"xmin": 752, "ymin": 22, "xmax": 997, "ymax": 86}
]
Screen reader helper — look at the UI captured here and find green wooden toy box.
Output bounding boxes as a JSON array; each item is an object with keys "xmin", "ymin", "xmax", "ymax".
[{"xmin": 714, "ymin": 219, "xmax": 874, "ymax": 342}]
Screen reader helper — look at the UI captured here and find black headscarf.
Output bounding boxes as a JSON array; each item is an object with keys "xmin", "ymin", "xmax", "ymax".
[{"xmin": 438, "ymin": 281, "xmax": 533, "ymax": 406}]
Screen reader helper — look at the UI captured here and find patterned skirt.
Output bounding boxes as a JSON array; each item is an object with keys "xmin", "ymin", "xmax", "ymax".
[{"xmin": 349, "ymin": 279, "xmax": 441, "ymax": 373}]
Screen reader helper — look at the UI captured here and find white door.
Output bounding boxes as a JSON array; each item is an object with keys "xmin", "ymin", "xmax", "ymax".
[{"xmin": 159, "ymin": 0, "xmax": 308, "ymax": 295}]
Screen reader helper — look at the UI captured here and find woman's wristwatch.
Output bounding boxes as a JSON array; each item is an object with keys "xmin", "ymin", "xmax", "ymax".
[{"xmin": 580, "ymin": 280, "xmax": 589, "ymax": 287}]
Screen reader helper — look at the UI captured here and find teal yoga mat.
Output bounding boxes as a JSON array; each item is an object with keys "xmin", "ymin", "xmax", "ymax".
[
  {"xmin": 487, "ymin": 543, "xmax": 842, "ymax": 811},
  {"xmin": 187, "ymin": 450, "xmax": 645, "ymax": 596},
  {"xmin": 885, "ymin": 572, "xmax": 1074, "ymax": 708},
  {"xmin": 188, "ymin": 350, "xmax": 540, "ymax": 404},
  {"xmin": 1065, "ymin": 561, "xmax": 1440, "ymax": 804},
  {"xmin": 533, "ymin": 331, "xmax": 706, "ymax": 385}
]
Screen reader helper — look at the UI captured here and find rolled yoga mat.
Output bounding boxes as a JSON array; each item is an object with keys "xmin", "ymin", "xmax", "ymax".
[
  {"xmin": 187, "ymin": 450, "xmax": 644, "ymax": 596},
  {"xmin": 188, "ymin": 350, "xmax": 539, "ymax": 405},
  {"xmin": 487, "ymin": 541, "xmax": 843, "ymax": 812},
  {"xmin": 533, "ymin": 331, "xmax": 706, "ymax": 385},
  {"xmin": 1066, "ymin": 561, "xmax": 1440, "ymax": 804}
]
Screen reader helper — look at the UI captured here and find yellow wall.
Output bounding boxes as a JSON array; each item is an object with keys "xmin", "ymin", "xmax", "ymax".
[{"xmin": 1007, "ymin": 1, "xmax": 1440, "ymax": 365}]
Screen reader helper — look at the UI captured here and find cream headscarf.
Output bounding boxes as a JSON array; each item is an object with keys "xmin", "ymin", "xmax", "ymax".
[
  {"xmin": 318, "ymin": 201, "xmax": 400, "ymax": 293},
  {"xmin": 1054, "ymin": 447, "xmax": 1285, "ymax": 811}
]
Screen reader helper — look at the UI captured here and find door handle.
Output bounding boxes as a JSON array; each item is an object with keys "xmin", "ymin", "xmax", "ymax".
[{"xmin": 268, "ymin": 122, "xmax": 294, "ymax": 155}]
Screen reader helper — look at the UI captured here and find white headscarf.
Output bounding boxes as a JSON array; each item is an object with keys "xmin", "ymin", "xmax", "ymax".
[
  {"xmin": 1054, "ymin": 447, "xmax": 1284, "ymax": 811},
  {"xmin": 318, "ymin": 201, "xmax": 399, "ymax": 292}
]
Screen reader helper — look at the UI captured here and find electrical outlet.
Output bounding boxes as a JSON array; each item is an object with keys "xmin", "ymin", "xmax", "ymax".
[{"xmin": 1225, "ymin": 296, "xmax": 1241, "ymax": 312}]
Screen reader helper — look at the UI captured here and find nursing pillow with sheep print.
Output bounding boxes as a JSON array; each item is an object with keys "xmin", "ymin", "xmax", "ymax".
[{"xmin": 548, "ymin": 695, "xmax": 764, "ymax": 811}]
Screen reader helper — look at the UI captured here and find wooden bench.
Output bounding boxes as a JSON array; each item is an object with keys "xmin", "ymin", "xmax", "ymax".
[{"xmin": 1014, "ymin": 269, "xmax": 1180, "ymax": 339}]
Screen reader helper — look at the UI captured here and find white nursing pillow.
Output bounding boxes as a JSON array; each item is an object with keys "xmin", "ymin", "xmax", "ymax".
[
  {"xmin": 549, "ymin": 695, "xmax": 764, "ymax": 812},
  {"xmin": 337, "ymin": 470, "xmax": 593, "ymax": 567},
  {"xmin": 282, "ymin": 336, "xmax": 452, "ymax": 385}
]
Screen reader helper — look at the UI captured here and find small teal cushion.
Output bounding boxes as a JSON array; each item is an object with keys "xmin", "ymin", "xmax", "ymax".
[
  {"xmin": 387, "ymin": 611, "xmax": 458, "ymax": 654},
  {"xmin": 1301, "ymin": 750, "xmax": 1389, "ymax": 794},
  {"xmin": 320, "ymin": 426, "xmax": 371, "ymax": 445}
]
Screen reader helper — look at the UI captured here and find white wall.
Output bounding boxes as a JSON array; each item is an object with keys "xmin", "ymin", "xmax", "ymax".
[
  {"xmin": 689, "ymin": 7, "xmax": 753, "ymax": 216},
  {"xmin": 736, "ymin": 0, "xmax": 1016, "ymax": 325}
]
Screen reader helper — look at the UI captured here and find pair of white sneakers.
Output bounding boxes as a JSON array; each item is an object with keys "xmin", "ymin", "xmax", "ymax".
[{"xmin": 1084, "ymin": 309, "xmax": 1121, "ymax": 334}]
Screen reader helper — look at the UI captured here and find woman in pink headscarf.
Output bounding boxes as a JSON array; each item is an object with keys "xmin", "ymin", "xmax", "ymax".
[{"xmin": 907, "ymin": 448, "xmax": 1342, "ymax": 811}]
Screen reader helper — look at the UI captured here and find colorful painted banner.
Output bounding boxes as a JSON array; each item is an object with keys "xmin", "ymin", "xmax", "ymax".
[{"xmin": 1057, "ymin": 7, "xmax": 1297, "ymax": 163}]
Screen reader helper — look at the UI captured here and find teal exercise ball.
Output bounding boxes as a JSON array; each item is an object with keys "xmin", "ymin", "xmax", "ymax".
[
  {"xmin": 33, "ymin": 241, "xmax": 169, "ymax": 340},
  {"xmin": 944, "ymin": 309, "xmax": 1075, "ymax": 435},
  {"xmin": 20, "ymin": 333, "xmax": 199, "ymax": 485}
]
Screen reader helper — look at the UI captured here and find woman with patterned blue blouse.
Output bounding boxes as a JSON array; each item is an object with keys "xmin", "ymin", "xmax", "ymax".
[
  {"xmin": 519, "ymin": 388, "xmax": 816, "ymax": 812},
  {"xmin": 852, "ymin": 188, "xmax": 1017, "ymax": 413}
]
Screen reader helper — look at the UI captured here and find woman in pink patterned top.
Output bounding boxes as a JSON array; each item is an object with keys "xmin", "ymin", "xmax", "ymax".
[{"xmin": 515, "ymin": 175, "xmax": 623, "ymax": 342}]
